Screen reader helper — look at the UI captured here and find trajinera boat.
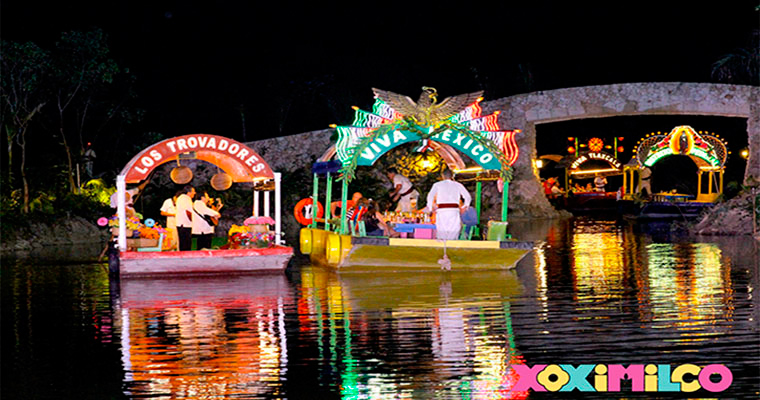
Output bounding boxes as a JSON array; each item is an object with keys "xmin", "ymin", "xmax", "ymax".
[
  {"xmin": 298, "ymin": 87, "xmax": 534, "ymax": 271},
  {"xmin": 617, "ymin": 125, "xmax": 730, "ymax": 220},
  {"xmin": 110, "ymin": 133, "xmax": 293, "ymax": 276}
]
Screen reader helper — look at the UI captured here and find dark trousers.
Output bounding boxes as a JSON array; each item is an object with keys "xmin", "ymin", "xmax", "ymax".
[
  {"xmin": 194, "ymin": 233, "xmax": 213, "ymax": 250},
  {"xmin": 177, "ymin": 226, "xmax": 193, "ymax": 251}
]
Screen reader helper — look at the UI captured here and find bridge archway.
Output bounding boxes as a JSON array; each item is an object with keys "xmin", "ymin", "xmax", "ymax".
[{"xmin": 485, "ymin": 83, "xmax": 758, "ymax": 215}]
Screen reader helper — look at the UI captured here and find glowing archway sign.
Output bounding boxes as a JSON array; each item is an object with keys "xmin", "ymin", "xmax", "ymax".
[
  {"xmin": 637, "ymin": 126, "xmax": 727, "ymax": 169},
  {"xmin": 570, "ymin": 152, "xmax": 622, "ymax": 170},
  {"xmin": 351, "ymin": 128, "xmax": 505, "ymax": 170},
  {"xmin": 120, "ymin": 134, "xmax": 274, "ymax": 183},
  {"xmin": 333, "ymin": 93, "xmax": 520, "ymax": 181}
]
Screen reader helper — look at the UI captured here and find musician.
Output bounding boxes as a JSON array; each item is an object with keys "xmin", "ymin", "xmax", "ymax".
[
  {"xmin": 192, "ymin": 192, "xmax": 222, "ymax": 250},
  {"xmin": 175, "ymin": 185, "xmax": 196, "ymax": 251},
  {"xmin": 160, "ymin": 190, "xmax": 183, "ymax": 250}
]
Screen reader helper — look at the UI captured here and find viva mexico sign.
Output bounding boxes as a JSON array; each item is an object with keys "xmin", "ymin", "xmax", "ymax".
[{"xmin": 355, "ymin": 129, "xmax": 502, "ymax": 170}]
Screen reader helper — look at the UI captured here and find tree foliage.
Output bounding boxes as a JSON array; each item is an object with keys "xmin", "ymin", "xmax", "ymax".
[
  {"xmin": 1, "ymin": 40, "xmax": 50, "ymax": 211},
  {"xmin": 1, "ymin": 28, "xmax": 144, "ymax": 216}
]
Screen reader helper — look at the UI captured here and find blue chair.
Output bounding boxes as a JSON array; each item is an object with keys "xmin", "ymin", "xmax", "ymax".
[{"xmin": 137, "ymin": 233, "xmax": 165, "ymax": 252}]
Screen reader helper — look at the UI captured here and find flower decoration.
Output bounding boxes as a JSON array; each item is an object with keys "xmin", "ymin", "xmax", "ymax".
[
  {"xmin": 97, "ymin": 217, "xmax": 109, "ymax": 227},
  {"xmin": 144, "ymin": 218, "xmax": 155, "ymax": 227},
  {"xmin": 588, "ymin": 137, "xmax": 604, "ymax": 152},
  {"xmin": 244, "ymin": 216, "xmax": 276, "ymax": 225}
]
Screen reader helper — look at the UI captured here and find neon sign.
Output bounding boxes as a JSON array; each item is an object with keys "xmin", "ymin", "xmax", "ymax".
[
  {"xmin": 640, "ymin": 126, "xmax": 725, "ymax": 168},
  {"xmin": 570, "ymin": 152, "xmax": 622, "ymax": 170}
]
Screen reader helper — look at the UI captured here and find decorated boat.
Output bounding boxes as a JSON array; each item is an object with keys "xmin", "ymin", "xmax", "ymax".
[
  {"xmin": 537, "ymin": 137, "xmax": 626, "ymax": 214},
  {"xmin": 110, "ymin": 134, "xmax": 293, "ymax": 276},
  {"xmin": 298, "ymin": 87, "xmax": 533, "ymax": 271},
  {"xmin": 618, "ymin": 125, "xmax": 729, "ymax": 219}
]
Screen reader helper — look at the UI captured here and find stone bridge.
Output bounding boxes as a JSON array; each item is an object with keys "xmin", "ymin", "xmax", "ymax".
[{"xmin": 250, "ymin": 82, "xmax": 759, "ymax": 218}]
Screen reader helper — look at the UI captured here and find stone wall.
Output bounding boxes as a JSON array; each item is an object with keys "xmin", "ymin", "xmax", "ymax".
[{"xmin": 244, "ymin": 82, "xmax": 759, "ymax": 223}]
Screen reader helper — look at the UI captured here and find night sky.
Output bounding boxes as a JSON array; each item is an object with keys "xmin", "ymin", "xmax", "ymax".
[{"xmin": 2, "ymin": 1, "xmax": 758, "ymax": 142}]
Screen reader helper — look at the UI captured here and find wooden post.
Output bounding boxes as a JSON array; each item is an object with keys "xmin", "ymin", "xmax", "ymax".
[
  {"xmin": 697, "ymin": 171, "xmax": 703, "ymax": 198},
  {"xmin": 253, "ymin": 191, "xmax": 259, "ymax": 217},
  {"xmin": 274, "ymin": 172, "xmax": 282, "ymax": 245},
  {"xmin": 623, "ymin": 168, "xmax": 628, "ymax": 195},
  {"xmin": 475, "ymin": 181, "xmax": 482, "ymax": 237},
  {"xmin": 325, "ymin": 172, "xmax": 333, "ymax": 231},
  {"xmin": 340, "ymin": 179, "xmax": 348, "ymax": 235},
  {"xmin": 501, "ymin": 179, "xmax": 509, "ymax": 222},
  {"xmin": 310, "ymin": 173, "xmax": 319, "ymax": 229},
  {"xmin": 264, "ymin": 189, "xmax": 271, "ymax": 217},
  {"xmin": 117, "ymin": 175, "xmax": 126, "ymax": 252}
]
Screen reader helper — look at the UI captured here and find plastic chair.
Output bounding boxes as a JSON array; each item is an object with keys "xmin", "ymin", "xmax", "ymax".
[
  {"xmin": 137, "ymin": 233, "xmax": 165, "ymax": 252},
  {"xmin": 459, "ymin": 225, "xmax": 475, "ymax": 240},
  {"xmin": 350, "ymin": 220, "xmax": 366, "ymax": 236}
]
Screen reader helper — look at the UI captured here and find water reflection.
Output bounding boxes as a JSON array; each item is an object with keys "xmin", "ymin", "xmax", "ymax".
[
  {"xmin": 518, "ymin": 217, "xmax": 758, "ymax": 398},
  {"xmin": 116, "ymin": 275, "xmax": 292, "ymax": 398},
  {"xmin": 2, "ymin": 218, "xmax": 758, "ymax": 399},
  {"xmin": 298, "ymin": 268, "xmax": 530, "ymax": 399}
]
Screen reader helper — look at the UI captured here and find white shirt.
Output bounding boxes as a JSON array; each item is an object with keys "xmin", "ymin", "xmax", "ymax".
[
  {"xmin": 393, "ymin": 174, "xmax": 413, "ymax": 196},
  {"xmin": 426, "ymin": 179, "xmax": 471, "ymax": 211},
  {"xmin": 192, "ymin": 200, "xmax": 220, "ymax": 235},
  {"xmin": 160, "ymin": 198, "xmax": 177, "ymax": 229},
  {"xmin": 594, "ymin": 176, "xmax": 607, "ymax": 189},
  {"xmin": 175, "ymin": 194, "xmax": 194, "ymax": 228}
]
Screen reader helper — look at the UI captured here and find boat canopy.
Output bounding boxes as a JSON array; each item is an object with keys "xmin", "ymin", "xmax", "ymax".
[{"xmin": 115, "ymin": 134, "xmax": 282, "ymax": 251}]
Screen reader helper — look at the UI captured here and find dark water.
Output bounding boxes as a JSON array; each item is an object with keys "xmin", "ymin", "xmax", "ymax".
[{"xmin": 2, "ymin": 217, "xmax": 758, "ymax": 399}]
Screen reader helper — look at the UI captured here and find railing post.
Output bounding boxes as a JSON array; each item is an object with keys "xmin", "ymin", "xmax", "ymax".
[
  {"xmin": 340, "ymin": 179, "xmax": 348, "ymax": 234},
  {"xmin": 274, "ymin": 172, "xmax": 282, "ymax": 245},
  {"xmin": 501, "ymin": 179, "xmax": 509, "ymax": 222},
  {"xmin": 310, "ymin": 173, "xmax": 319, "ymax": 229},
  {"xmin": 325, "ymin": 172, "xmax": 333, "ymax": 231},
  {"xmin": 117, "ymin": 175, "xmax": 126, "ymax": 252}
]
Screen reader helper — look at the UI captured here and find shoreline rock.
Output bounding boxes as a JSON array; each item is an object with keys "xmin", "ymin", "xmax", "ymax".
[
  {"xmin": 690, "ymin": 190, "xmax": 758, "ymax": 236},
  {"xmin": 1, "ymin": 216, "xmax": 110, "ymax": 254}
]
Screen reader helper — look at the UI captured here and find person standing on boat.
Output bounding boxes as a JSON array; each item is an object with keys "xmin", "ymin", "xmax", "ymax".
[
  {"xmin": 160, "ymin": 190, "xmax": 182, "ymax": 251},
  {"xmin": 594, "ymin": 174, "xmax": 607, "ymax": 192},
  {"xmin": 175, "ymin": 185, "xmax": 196, "ymax": 251},
  {"xmin": 192, "ymin": 192, "xmax": 222, "ymax": 250},
  {"xmin": 425, "ymin": 169, "xmax": 471, "ymax": 240},
  {"xmin": 387, "ymin": 167, "xmax": 419, "ymax": 212},
  {"xmin": 638, "ymin": 166, "xmax": 652, "ymax": 197}
]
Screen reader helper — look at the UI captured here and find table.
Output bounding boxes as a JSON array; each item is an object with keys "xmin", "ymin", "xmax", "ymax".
[{"xmin": 391, "ymin": 223, "xmax": 436, "ymax": 239}]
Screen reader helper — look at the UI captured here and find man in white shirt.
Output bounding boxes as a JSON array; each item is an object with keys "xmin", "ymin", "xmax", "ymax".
[
  {"xmin": 425, "ymin": 169, "xmax": 471, "ymax": 240},
  {"xmin": 192, "ymin": 192, "xmax": 221, "ymax": 250},
  {"xmin": 160, "ymin": 190, "xmax": 181, "ymax": 250},
  {"xmin": 594, "ymin": 174, "xmax": 607, "ymax": 192},
  {"xmin": 175, "ymin": 185, "xmax": 196, "ymax": 251},
  {"xmin": 387, "ymin": 167, "xmax": 419, "ymax": 212}
]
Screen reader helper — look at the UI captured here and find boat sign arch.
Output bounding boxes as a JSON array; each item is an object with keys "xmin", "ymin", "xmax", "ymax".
[
  {"xmin": 352, "ymin": 128, "xmax": 507, "ymax": 171},
  {"xmin": 120, "ymin": 134, "xmax": 274, "ymax": 183}
]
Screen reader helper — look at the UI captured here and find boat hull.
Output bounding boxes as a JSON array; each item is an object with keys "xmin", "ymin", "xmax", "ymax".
[
  {"xmin": 301, "ymin": 228, "xmax": 533, "ymax": 271},
  {"xmin": 118, "ymin": 246, "xmax": 294, "ymax": 277},
  {"xmin": 618, "ymin": 199, "xmax": 713, "ymax": 220}
]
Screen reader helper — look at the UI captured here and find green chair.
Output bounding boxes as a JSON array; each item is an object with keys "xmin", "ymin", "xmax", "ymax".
[
  {"xmin": 350, "ymin": 220, "xmax": 366, "ymax": 236},
  {"xmin": 459, "ymin": 225, "xmax": 475, "ymax": 240},
  {"xmin": 137, "ymin": 233, "xmax": 165, "ymax": 252}
]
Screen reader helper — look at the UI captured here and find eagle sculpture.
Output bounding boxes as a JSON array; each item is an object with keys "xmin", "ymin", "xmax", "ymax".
[{"xmin": 372, "ymin": 86, "xmax": 483, "ymax": 127}]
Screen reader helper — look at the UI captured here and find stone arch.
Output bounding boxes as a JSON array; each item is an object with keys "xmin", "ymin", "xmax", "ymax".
[{"xmin": 484, "ymin": 83, "xmax": 759, "ymax": 216}]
